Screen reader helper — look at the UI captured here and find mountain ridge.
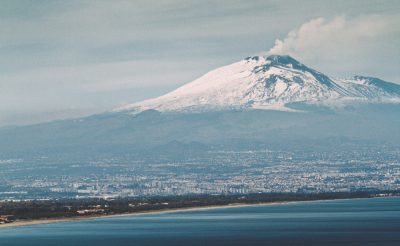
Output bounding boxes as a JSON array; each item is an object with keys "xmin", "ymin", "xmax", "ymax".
[
  {"xmin": 115, "ymin": 55, "xmax": 400, "ymax": 113},
  {"xmin": 1, "ymin": 55, "xmax": 400, "ymax": 159}
]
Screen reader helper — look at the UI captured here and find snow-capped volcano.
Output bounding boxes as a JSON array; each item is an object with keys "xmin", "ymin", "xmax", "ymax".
[{"xmin": 116, "ymin": 55, "xmax": 400, "ymax": 112}]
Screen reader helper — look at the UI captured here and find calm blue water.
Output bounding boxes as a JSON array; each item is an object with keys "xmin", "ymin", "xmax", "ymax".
[{"xmin": 1, "ymin": 197, "xmax": 400, "ymax": 246}]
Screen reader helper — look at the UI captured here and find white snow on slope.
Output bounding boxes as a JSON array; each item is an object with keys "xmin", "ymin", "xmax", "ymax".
[{"xmin": 115, "ymin": 55, "xmax": 400, "ymax": 113}]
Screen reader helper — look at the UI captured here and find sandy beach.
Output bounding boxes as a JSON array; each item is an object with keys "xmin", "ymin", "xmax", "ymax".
[
  {"xmin": 1, "ymin": 197, "xmax": 380, "ymax": 229},
  {"xmin": 0, "ymin": 201, "xmax": 295, "ymax": 228}
]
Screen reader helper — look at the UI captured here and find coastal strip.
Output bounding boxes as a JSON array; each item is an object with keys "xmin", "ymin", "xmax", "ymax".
[
  {"xmin": 1, "ymin": 192, "xmax": 397, "ymax": 228},
  {"xmin": 0, "ymin": 201, "xmax": 294, "ymax": 228}
]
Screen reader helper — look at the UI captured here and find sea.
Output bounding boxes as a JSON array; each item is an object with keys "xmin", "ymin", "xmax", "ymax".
[{"xmin": 1, "ymin": 197, "xmax": 399, "ymax": 246}]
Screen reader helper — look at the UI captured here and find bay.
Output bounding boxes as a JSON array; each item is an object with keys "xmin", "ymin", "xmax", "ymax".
[{"xmin": 1, "ymin": 197, "xmax": 399, "ymax": 246}]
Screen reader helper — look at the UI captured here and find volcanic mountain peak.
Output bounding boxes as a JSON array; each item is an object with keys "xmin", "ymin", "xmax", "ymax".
[{"xmin": 115, "ymin": 55, "xmax": 400, "ymax": 113}]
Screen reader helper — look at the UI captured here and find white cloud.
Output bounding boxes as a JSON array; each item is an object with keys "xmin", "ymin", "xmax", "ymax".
[
  {"xmin": 268, "ymin": 15, "xmax": 400, "ymax": 79},
  {"xmin": 269, "ymin": 15, "xmax": 387, "ymax": 56}
]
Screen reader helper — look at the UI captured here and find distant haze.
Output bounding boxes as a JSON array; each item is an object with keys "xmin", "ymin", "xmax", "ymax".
[{"xmin": 1, "ymin": 0, "xmax": 399, "ymax": 126}]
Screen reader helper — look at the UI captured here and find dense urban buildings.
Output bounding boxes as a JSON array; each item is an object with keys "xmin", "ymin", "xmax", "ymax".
[{"xmin": 1, "ymin": 146, "xmax": 399, "ymax": 200}]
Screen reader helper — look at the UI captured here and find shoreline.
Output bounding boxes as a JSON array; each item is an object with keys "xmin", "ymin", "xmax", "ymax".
[
  {"xmin": 0, "ymin": 201, "xmax": 291, "ymax": 228},
  {"xmin": 0, "ymin": 197, "xmax": 380, "ymax": 229}
]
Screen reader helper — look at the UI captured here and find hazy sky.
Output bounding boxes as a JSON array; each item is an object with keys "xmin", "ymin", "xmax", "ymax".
[{"xmin": 1, "ymin": 0, "xmax": 399, "ymax": 126}]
